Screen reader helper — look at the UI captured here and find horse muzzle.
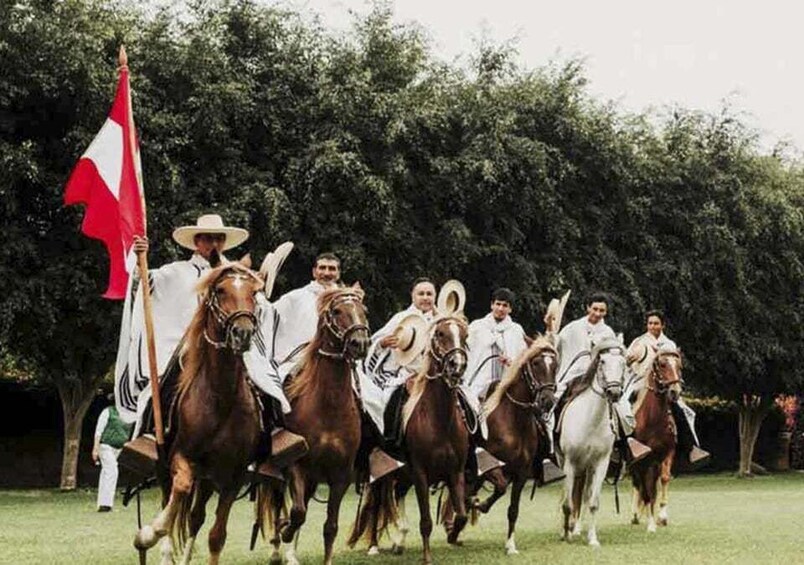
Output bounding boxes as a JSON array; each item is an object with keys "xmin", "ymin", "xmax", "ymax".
[
  {"xmin": 605, "ymin": 385, "xmax": 622, "ymax": 402},
  {"xmin": 228, "ymin": 324, "xmax": 254, "ymax": 355},
  {"xmin": 346, "ymin": 332, "xmax": 370, "ymax": 360}
]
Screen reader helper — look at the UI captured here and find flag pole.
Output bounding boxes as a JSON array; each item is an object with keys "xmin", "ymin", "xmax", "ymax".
[{"xmin": 119, "ymin": 45, "xmax": 165, "ymax": 449}]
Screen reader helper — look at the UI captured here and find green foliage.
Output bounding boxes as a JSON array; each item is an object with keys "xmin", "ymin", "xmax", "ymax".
[{"xmin": 1, "ymin": 0, "xmax": 803, "ymax": 409}]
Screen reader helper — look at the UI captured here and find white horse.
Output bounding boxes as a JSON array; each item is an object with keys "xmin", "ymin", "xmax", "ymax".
[{"xmin": 558, "ymin": 335, "xmax": 627, "ymax": 547}]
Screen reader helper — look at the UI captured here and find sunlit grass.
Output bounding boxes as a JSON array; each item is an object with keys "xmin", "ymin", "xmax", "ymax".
[{"xmin": 1, "ymin": 472, "xmax": 801, "ymax": 564}]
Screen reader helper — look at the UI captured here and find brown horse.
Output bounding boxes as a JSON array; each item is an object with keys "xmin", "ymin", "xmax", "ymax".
[
  {"xmin": 629, "ymin": 349, "xmax": 683, "ymax": 532},
  {"xmin": 261, "ymin": 286, "xmax": 370, "ymax": 565},
  {"xmin": 468, "ymin": 336, "xmax": 558, "ymax": 554},
  {"xmin": 350, "ymin": 315, "xmax": 470, "ymax": 564},
  {"xmin": 133, "ymin": 259, "xmax": 266, "ymax": 564}
]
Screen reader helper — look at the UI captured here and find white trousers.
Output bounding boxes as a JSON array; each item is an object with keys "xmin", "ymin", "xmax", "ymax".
[{"xmin": 97, "ymin": 444, "xmax": 121, "ymax": 508}]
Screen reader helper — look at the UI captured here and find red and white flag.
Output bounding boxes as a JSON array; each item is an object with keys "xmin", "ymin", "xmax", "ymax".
[{"xmin": 64, "ymin": 54, "xmax": 145, "ymax": 299}]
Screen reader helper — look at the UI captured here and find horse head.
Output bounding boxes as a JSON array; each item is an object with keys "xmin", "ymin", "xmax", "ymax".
[
  {"xmin": 522, "ymin": 338, "xmax": 559, "ymax": 415},
  {"xmin": 428, "ymin": 316, "xmax": 468, "ymax": 388},
  {"xmin": 650, "ymin": 349, "xmax": 684, "ymax": 402},
  {"xmin": 318, "ymin": 285, "xmax": 371, "ymax": 360},
  {"xmin": 199, "ymin": 257, "xmax": 264, "ymax": 355},
  {"xmin": 590, "ymin": 335, "xmax": 627, "ymax": 402}
]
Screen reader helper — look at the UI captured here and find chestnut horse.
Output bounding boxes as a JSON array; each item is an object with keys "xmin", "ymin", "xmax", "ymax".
[
  {"xmin": 133, "ymin": 260, "xmax": 266, "ymax": 565},
  {"xmin": 349, "ymin": 316, "xmax": 470, "ymax": 564},
  {"xmin": 630, "ymin": 349, "xmax": 683, "ymax": 532},
  {"xmin": 261, "ymin": 286, "xmax": 370, "ymax": 565},
  {"xmin": 468, "ymin": 336, "xmax": 558, "ymax": 554}
]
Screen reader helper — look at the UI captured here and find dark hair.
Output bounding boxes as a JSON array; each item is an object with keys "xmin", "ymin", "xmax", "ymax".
[
  {"xmin": 645, "ymin": 309, "xmax": 666, "ymax": 324},
  {"xmin": 491, "ymin": 287, "xmax": 515, "ymax": 305},
  {"xmin": 586, "ymin": 292, "xmax": 609, "ymax": 307},
  {"xmin": 314, "ymin": 252, "xmax": 340, "ymax": 267},
  {"xmin": 411, "ymin": 277, "xmax": 435, "ymax": 292}
]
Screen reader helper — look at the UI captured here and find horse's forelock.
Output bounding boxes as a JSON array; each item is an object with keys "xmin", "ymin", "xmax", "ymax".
[
  {"xmin": 316, "ymin": 287, "xmax": 365, "ymax": 316},
  {"xmin": 195, "ymin": 263, "xmax": 260, "ymax": 296}
]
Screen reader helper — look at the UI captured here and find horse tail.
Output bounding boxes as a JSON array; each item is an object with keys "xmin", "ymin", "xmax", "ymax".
[
  {"xmin": 256, "ymin": 482, "xmax": 287, "ymax": 540},
  {"xmin": 347, "ymin": 478, "xmax": 399, "ymax": 548}
]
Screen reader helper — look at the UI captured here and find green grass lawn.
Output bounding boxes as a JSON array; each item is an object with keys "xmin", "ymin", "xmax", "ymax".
[{"xmin": 0, "ymin": 472, "xmax": 801, "ymax": 564}]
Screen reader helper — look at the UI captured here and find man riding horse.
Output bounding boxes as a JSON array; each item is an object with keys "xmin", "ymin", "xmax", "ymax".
[
  {"xmin": 552, "ymin": 292, "xmax": 651, "ymax": 465},
  {"xmin": 114, "ymin": 214, "xmax": 299, "ymax": 468},
  {"xmin": 625, "ymin": 310, "xmax": 710, "ymax": 465}
]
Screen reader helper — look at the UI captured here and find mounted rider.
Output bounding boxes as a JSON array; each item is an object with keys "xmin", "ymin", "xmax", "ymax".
[
  {"xmin": 552, "ymin": 292, "xmax": 651, "ymax": 463},
  {"xmin": 114, "ymin": 214, "xmax": 295, "ymax": 469},
  {"xmin": 625, "ymin": 310, "xmax": 710, "ymax": 465}
]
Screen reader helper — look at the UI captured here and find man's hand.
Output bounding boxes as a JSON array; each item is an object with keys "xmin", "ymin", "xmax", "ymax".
[
  {"xmin": 92, "ymin": 446, "xmax": 99, "ymax": 464},
  {"xmin": 380, "ymin": 335, "xmax": 400, "ymax": 348},
  {"xmin": 133, "ymin": 235, "xmax": 149, "ymax": 255},
  {"xmin": 499, "ymin": 355, "xmax": 511, "ymax": 367}
]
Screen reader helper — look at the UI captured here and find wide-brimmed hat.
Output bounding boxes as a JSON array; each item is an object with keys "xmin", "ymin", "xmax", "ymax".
[
  {"xmin": 172, "ymin": 214, "xmax": 249, "ymax": 251},
  {"xmin": 436, "ymin": 279, "xmax": 466, "ymax": 316},
  {"xmin": 390, "ymin": 313, "xmax": 429, "ymax": 367}
]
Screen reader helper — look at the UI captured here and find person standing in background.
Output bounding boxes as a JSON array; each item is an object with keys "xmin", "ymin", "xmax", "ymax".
[{"xmin": 92, "ymin": 393, "xmax": 133, "ymax": 512}]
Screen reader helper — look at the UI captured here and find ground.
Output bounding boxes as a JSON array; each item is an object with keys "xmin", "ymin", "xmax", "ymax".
[{"xmin": 0, "ymin": 472, "xmax": 801, "ymax": 564}]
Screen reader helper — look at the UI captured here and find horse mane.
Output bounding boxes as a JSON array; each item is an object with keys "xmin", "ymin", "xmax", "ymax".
[
  {"xmin": 177, "ymin": 263, "xmax": 258, "ymax": 397},
  {"xmin": 562, "ymin": 350, "xmax": 602, "ymax": 402},
  {"xmin": 401, "ymin": 315, "xmax": 468, "ymax": 428},
  {"xmin": 483, "ymin": 334, "xmax": 557, "ymax": 417},
  {"xmin": 284, "ymin": 286, "xmax": 365, "ymax": 402}
]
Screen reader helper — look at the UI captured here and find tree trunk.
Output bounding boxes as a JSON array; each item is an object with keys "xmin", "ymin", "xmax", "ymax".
[
  {"xmin": 57, "ymin": 381, "xmax": 99, "ymax": 490},
  {"xmin": 737, "ymin": 395, "xmax": 770, "ymax": 478}
]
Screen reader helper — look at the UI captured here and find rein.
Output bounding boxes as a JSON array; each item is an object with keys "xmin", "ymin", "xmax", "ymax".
[
  {"xmin": 426, "ymin": 331, "xmax": 466, "ymax": 389},
  {"xmin": 646, "ymin": 352, "xmax": 684, "ymax": 395}
]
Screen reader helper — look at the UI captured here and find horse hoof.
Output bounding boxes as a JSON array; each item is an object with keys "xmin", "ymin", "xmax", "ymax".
[
  {"xmin": 648, "ymin": 523, "xmax": 657, "ymax": 533},
  {"xmin": 269, "ymin": 553, "xmax": 282, "ymax": 565},
  {"xmin": 367, "ymin": 546, "xmax": 380, "ymax": 556},
  {"xmin": 589, "ymin": 539, "xmax": 601, "ymax": 548},
  {"xmin": 447, "ymin": 539, "xmax": 464, "ymax": 547},
  {"xmin": 506, "ymin": 548, "xmax": 519, "ymax": 556},
  {"xmin": 391, "ymin": 544, "xmax": 404, "ymax": 555},
  {"xmin": 134, "ymin": 526, "xmax": 158, "ymax": 550},
  {"xmin": 658, "ymin": 517, "xmax": 668, "ymax": 526},
  {"xmin": 631, "ymin": 516, "xmax": 640, "ymax": 525}
]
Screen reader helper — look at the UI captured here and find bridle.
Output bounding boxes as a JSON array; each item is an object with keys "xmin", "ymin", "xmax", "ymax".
[
  {"xmin": 318, "ymin": 292, "xmax": 370, "ymax": 360},
  {"xmin": 203, "ymin": 269, "xmax": 260, "ymax": 351},
  {"xmin": 505, "ymin": 348, "xmax": 558, "ymax": 415},
  {"xmin": 647, "ymin": 351, "xmax": 684, "ymax": 395},
  {"xmin": 590, "ymin": 347, "xmax": 626, "ymax": 400},
  {"xmin": 426, "ymin": 318, "xmax": 467, "ymax": 389}
]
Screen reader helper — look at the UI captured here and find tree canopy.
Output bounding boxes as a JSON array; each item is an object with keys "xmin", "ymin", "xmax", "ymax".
[{"xmin": 1, "ymin": 0, "xmax": 802, "ymax": 420}]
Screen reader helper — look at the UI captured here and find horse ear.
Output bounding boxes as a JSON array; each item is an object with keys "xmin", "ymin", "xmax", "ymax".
[
  {"xmin": 524, "ymin": 335, "xmax": 535, "ymax": 347},
  {"xmin": 617, "ymin": 333, "xmax": 624, "ymax": 345},
  {"xmin": 352, "ymin": 281, "xmax": 363, "ymax": 291}
]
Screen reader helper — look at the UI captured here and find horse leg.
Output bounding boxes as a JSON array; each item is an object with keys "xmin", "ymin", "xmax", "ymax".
[
  {"xmin": 413, "ymin": 470, "xmax": 434, "ymax": 564},
  {"xmin": 645, "ymin": 465, "xmax": 659, "ymax": 533},
  {"xmin": 281, "ymin": 466, "xmax": 308, "ymax": 544},
  {"xmin": 571, "ymin": 474, "xmax": 584, "ymax": 537},
  {"xmin": 323, "ymin": 480, "xmax": 349, "ymax": 565},
  {"xmin": 446, "ymin": 471, "xmax": 468, "ymax": 546},
  {"xmin": 585, "ymin": 457, "xmax": 609, "ymax": 547},
  {"xmin": 135, "ymin": 454, "xmax": 194, "ymax": 552},
  {"xmin": 179, "ymin": 479, "xmax": 214, "ymax": 565},
  {"xmin": 561, "ymin": 464, "xmax": 575, "ymax": 541},
  {"xmin": 476, "ymin": 467, "xmax": 509, "ymax": 514},
  {"xmin": 206, "ymin": 488, "xmax": 237, "ymax": 565},
  {"xmin": 631, "ymin": 486, "xmax": 641, "ymax": 525},
  {"xmin": 503, "ymin": 476, "xmax": 526, "ymax": 555},
  {"xmin": 269, "ymin": 483, "xmax": 287, "ymax": 565},
  {"xmin": 658, "ymin": 450, "xmax": 674, "ymax": 526},
  {"xmin": 390, "ymin": 483, "xmax": 410, "ymax": 555},
  {"xmin": 285, "ymin": 478, "xmax": 314, "ymax": 565}
]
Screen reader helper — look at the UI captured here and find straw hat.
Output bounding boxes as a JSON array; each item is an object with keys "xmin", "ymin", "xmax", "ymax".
[
  {"xmin": 172, "ymin": 214, "xmax": 249, "ymax": 251},
  {"xmin": 390, "ymin": 314, "xmax": 429, "ymax": 367},
  {"xmin": 436, "ymin": 279, "xmax": 466, "ymax": 316}
]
